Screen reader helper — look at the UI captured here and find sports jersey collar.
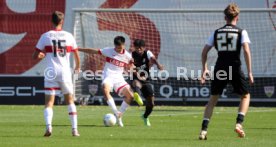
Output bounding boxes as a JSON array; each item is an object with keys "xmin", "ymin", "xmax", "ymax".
[
  {"xmin": 52, "ymin": 28, "xmax": 62, "ymax": 31},
  {"xmin": 114, "ymin": 48, "xmax": 125, "ymax": 54},
  {"xmin": 225, "ymin": 24, "xmax": 236, "ymax": 27}
]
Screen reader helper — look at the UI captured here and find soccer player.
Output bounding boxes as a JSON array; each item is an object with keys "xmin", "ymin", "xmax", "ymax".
[
  {"xmin": 199, "ymin": 3, "xmax": 254, "ymax": 140},
  {"xmin": 78, "ymin": 36, "xmax": 143, "ymax": 127},
  {"xmin": 32, "ymin": 11, "xmax": 81, "ymax": 137},
  {"xmin": 131, "ymin": 39, "xmax": 164, "ymax": 126}
]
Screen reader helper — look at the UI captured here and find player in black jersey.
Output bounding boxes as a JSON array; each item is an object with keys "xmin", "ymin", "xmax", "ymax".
[
  {"xmin": 198, "ymin": 3, "xmax": 254, "ymax": 140},
  {"xmin": 131, "ymin": 39, "xmax": 164, "ymax": 126}
]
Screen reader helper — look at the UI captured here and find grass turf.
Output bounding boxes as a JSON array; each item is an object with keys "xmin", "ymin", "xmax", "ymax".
[{"xmin": 0, "ymin": 105, "xmax": 276, "ymax": 147}]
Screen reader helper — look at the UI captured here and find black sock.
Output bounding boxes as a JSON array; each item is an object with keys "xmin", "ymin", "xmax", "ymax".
[
  {"xmin": 143, "ymin": 106, "xmax": 153, "ymax": 118},
  {"xmin": 134, "ymin": 86, "xmax": 142, "ymax": 96},
  {"xmin": 201, "ymin": 119, "xmax": 209, "ymax": 131},
  {"xmin": 236, "ymin": 114, "xmax": 244, "ymax": 124}
]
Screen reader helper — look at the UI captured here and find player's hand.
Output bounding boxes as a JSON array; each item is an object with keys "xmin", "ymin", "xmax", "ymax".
[
  {"xmin": 38, "ymin": 52, "xmax": 45, "ymax": 59},
  {"xmin": 248, "ymin": 73, "xmax": 254, "ymax": 86},
  {"xmin": 74, "ymin": 67, "xmax": 81, "ymax": 74},
  {"xmin": 200, "ymin": 69, "xmax": 210, "ymax": 85},
  {"xmin": 129, "ymin": 47, "xmax": 135, "ymax": 52},
  {"xmin": 139, "ymin": 76, "xmax": 147, "ymax": 81},
  {"xmin": 158, "ymin": 64, "xmax": 164, "ymax": 70}
]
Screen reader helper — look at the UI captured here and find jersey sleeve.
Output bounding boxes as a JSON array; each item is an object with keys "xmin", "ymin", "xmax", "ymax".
[
  {"xmin": 71, "ymin": 35, "xmax": 78, "ymax": 51},
  {"xmin": 206, "ymin": 32, "xmax": 215, "ymax": 47},
  {"xmin": 99, "ymin": 47, "xmax": 111, "ymax": 57},
  {"xmin": 35, "ymin": 34, "xmax": 45, "ymax": 51},
  {"xmin": 241, "ymin": 30, "xmax": 251, "ymax": 44},
  {"xmin": 146, "ymin": 50, "xmax": 155, "ymax": 60}
]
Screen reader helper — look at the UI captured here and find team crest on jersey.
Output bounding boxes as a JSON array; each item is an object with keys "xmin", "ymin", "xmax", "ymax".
[
  {"xmin": 88, "ymin": 84, "xmax": 98, "ymax": 95},
  {"xmin": 264, "ymin": 86, "xmax": 275, "ymax": 98}
]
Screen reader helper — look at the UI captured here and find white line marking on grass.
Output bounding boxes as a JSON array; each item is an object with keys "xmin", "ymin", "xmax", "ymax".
[{"xmin": 128, "ymin": 109, "xmax": 276, "ymax": 117}]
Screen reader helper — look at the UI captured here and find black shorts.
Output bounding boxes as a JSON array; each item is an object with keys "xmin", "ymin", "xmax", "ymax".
[
  {"xmin": 132, "ymin": 76, "xmax": 154, "ymax": 98},
  {"xmin": 211, "ymin": 66, "xmax": 249, "ymax": 96}
]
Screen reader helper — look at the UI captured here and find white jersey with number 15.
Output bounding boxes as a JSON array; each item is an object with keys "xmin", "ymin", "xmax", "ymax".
[{"xmin": 35, "ymin": 29, "xmax": 78, "ymax": 82}]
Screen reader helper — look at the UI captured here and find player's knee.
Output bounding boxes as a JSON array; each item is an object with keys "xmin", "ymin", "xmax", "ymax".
[
  {"xmin": 132, "ymin": 80, "xmax": 142, "ymax": 88},
  {"xmin": 64, "ymin": 94, "xmax": 74, "ymax": 105},
  {"xmin": 241, "ymin": 93, "xmax": 250, "ymax": 99},
  {"xmin": 102, "ymin": 85, "xmax": 111, "ymax": 100}
]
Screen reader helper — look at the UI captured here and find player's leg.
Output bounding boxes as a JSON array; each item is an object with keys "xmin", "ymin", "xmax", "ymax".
[
  {"xmin": 61, "ymin": 82, "xmax": 80, "ymax": 136},
  {"xmin": 132, "ymin": 79, "xmax": 142, "ymax": 95},
  {"xmin": 231, "ymin": 69, "xmax": 250, "ymax": 138},
  {"xmin": 115, "ymin": 83, "xmax": 132, "ymax": 127},
  {"xmin": 120, "ymin": 86, "xmax": 133, "ymax": 113},
  {"xmin": 132, "ymin": 80, "xmax": 144, "ymax": 106},
  {"xmin": 201, "ymin": 95, "xmax": 219, "ymax": 129},
  {"xmin": 44, "ymin": 94, "xmax": 55, "ymax": 137},
  {"xmin": 199, "ymin": 73, "xmax": 227, "ymax": 140},
  {"xmin": 141, "ymin": 83, "xmax": 155, "ymax": 126},
  {"xmin": 102, "ymin": 78, "xmax": 118, "ymax": 114},
  {"xmin": 43, "ymin": 81, "xmax": 59, "ymax": 137}
]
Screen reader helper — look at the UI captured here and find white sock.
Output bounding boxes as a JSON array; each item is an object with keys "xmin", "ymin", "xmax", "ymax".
[
  {"xmin": 68, "ymin": 104, "xmax": 78, "ymax": 129},
  {"xmin": 238, "ymin": 112, "xmax": 245, "ymax": 116},
  {"xmin": 119, "ymin": 101, "xmax": 129, "ymax": 114},
  {"xmin": 107, "ymin": 98, "xmax": 118, "ymax": 114},
  {"xmin": 203, "ymin": 118, "xmax": 210, "ymax": 121},
  {"xmin": 44, "ymin": 107, "xmax": 53, "ymax": 129}
]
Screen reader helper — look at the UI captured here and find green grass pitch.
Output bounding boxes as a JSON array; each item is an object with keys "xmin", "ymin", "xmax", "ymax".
[{"xmin": 0, "ymin": 105, "xmax": 276, "ymax": 147}]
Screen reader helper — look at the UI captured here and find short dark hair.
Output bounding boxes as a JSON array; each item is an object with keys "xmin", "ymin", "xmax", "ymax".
[
  {"xmin": 133, "ymin": 39, "xmax": 145, "ymax": 48},
  {"xmin": 52, "ymin": 11, "xmax": 64, "ymax": 26},
  {"xmin": 114, "ymin": 36, "xmax": 125, "ymax": 46}
]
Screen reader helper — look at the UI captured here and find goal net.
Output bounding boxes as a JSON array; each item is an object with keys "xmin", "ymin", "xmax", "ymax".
[{"xmin": 73, "ymin": 9, "xmax": 276, "ymax": 103}]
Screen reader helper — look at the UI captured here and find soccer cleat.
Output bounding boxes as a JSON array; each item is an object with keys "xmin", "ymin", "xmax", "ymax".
[
  {"xmin": 141, "ymin": 115, "xmax": 151, "ymax": 126},
  {"xmin": 133, "ymin": 92, "xmax": 143, "ymax": 106},
  {"xmin": 43, "ymin": 127, "xmax": 52, "ymax": 137},
  {"xmin": 72, "ymin": 128, "xmax": 80, "ymax": 137},
  {"xmin": 115, "ymin": 111, "xmax": 124, "ymax": 127},
  {"xmin": 199, "ymin": 130, "xmax": 207, "ymax": 140},
  {"xmin": 235, "ymin": 123, "xmax": 245, "ymax": 138}
]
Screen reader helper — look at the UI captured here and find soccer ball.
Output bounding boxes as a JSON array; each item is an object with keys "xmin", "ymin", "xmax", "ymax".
[{"xmin": 103, "ymin": 113, "xmax": 117, "ymax": 127}]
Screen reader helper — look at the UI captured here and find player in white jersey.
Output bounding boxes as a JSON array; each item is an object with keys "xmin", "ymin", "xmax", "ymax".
[
  {"xmin": 32, "ymin": 11, "xmax": 80, "ymax": 137},
  {"xmin": 79, "ymin": 36, "xmax": 143, "ymax": 127}
]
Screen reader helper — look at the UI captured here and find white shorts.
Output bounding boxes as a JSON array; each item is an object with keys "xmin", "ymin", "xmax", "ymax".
[
  {"xmin": 44, "ymin": 81, "xmax": 73, "ymax": 95},
  {"xmin": 102, "ymin": 76, "xmax": 130, "ymax": 97}
]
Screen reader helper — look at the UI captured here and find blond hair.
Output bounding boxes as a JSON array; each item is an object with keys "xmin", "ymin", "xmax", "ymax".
[{"xmin": 224, "ymin": 3, "xmax": 240, "ymax": 21}]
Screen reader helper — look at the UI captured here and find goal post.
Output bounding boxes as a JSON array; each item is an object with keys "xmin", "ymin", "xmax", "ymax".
[{"xmin": 72, "ymin": 8, "xmax": 276, "ymax": 104}]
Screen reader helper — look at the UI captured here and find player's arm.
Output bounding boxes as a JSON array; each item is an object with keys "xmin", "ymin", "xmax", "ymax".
[
  {"xmin": 126, "ymin": 59, "xmax": 135, "ymax": 71},
  {"xmin": 33, "ymin": 34, "xmax": 45, "ymax": 60},
  {"xmin": 201, "ymin": 32, "xmax": 215, "ymax": 84},
  {"xmin": 78, "ymin": 47, "xmax": 100, "ymax": 54},
  {"xmin": 243, "ymin": 43, "xmax": 254, "ymax": 85},
  {"xmin": 73, "ymin": 50, "xmax": 81, "ymax": 73},
  {"xmin": 201, "ymin": 45, "xmax": 213, "ymax": 84},
  {"xmin": 150, "ymin": 56, "xmax": 164, "ymax": 70},
  {"xmin": 32, "ymin": 50, "xmax": 45, "ymax": 60}
]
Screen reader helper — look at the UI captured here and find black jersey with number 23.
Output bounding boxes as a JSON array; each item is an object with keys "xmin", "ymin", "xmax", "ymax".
[{"xmin": 214, "ymin": 24, "xmax": 243, "ymax": 67}]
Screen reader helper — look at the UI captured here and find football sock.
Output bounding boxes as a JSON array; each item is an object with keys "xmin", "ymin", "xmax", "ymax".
[
  {"xmin": 44, "ymin": 107, "xmax": 53, "ymax": 129},
  {"xmin": 68, "ymin": 104, "xmax": 78, "ymax": 129},
  {"xmin": 236, "ymin": 112, "xmax": 245, "ymax": 124},
  {"xmin": 201, "ymin": 118, "xmax": 210, "ymax": 131},
  {"xmin": 143, "ymin": 106, "xmax": 153, "ymax": 118},
  {"xmin": 119, "ymin": 101, "xmax": 129, "ymax": 113},
  {"xmin": 107, "ymin": 98, "xmax": 118, "ymax": 114}
]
